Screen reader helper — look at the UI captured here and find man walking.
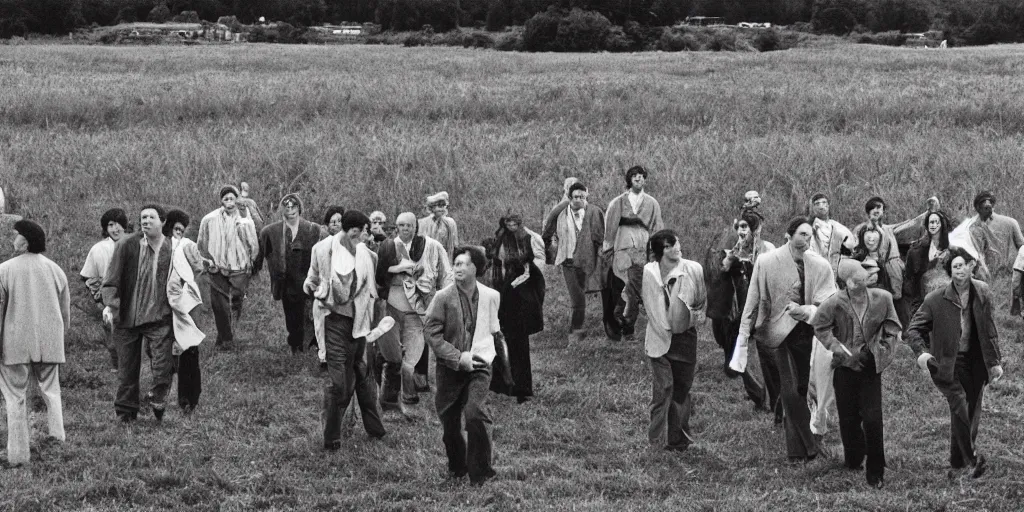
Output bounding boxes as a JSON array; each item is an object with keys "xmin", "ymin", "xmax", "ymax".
[
  {"xmin": 102, "ymin": 205, "xmax": 175, "ymax": 422},
  {"xmin": 641, "ymin": 230, "xmax": 706, "ymax": 452},
  {"xmin": 954, "ymin": 191, "xmax": 1024, "ymax": 281},
  {"xmin": 254, "ymin": 193, "xmax": 325, "ymax": 355},
  {"xmin": 419, "ymin": 191, "xmax": 459, "ymax": 260},
  {"xmin": 547, "ymin": 181, "xmax": 607, "ymax": 341},
  {"xmin": 423, "ymin": 246, "xmax": 503, "ymax": 485},
  {"xmin": 603, "ymin": 166, "xmax": 664, "ymax": 339},
  {"xmin": 0, "ymin": 220, "xmax": 69, "ymax": 465},
  {"xmin": 813, "ymin": 260, "xmax": 901, "ymax": 488},
  {"xmin": 198, "ymin": 185, "xmax": 260, "ymax": 349}
]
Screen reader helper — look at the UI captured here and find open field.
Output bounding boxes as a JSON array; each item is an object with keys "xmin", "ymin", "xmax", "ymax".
[{"xmin": 2, "ymin": 43, "xmax": 1024, "ymax": 510}]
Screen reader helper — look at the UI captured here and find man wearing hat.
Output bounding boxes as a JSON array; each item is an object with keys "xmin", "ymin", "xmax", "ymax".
[
  {"xmin": 419, "ymin": 191, "xmax": 459, "ymax": 260},
  {"xmin": 0, "ymin": 220, "xmax": 69, "ymax": 464},
  {"xmin": 254, "ymin": 193, "xmax": 326, "ymax": 355},
  {"xmin": 198, "ymin": 185, "xmax": 260, "ymax": 349},
  {"xmin": 812, "ymin": 259, "xmax": 900, "ymax": 488}
]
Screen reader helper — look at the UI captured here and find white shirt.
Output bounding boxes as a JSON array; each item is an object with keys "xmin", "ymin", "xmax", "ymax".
[
  {"xmin": 81, "ymin": 238, "xmax": 116, "ymax": 280},
  {"xmin": 569, "ymin": 206, "xmax": 585, "ymax": 232},
  {"xmin": 627, "ymin": 190, "xmax": 643, "ymax": 214}
]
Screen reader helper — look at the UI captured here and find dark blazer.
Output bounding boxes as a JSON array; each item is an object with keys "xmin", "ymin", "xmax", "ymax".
[
  {"xmin": 813, "ymin": 288, "xmax": 901, "ymax": 373},
  {"xmin": 423, "ymin": 282, "xmax": 511, "ymax": 386},
  {"xmin": 907, "ymin": 279, "xmax": 1002, "ymax": 384},
  {"xmin": 903, "ymin": 239, "xmax": 931, "ymax": 301},
  {"xmin": 254, "ymin": 219, "xmax": 324, "ymax": 300},
  {"xmin": 100, "ymin": 232, "xmax": 172, "ymax": 329}
]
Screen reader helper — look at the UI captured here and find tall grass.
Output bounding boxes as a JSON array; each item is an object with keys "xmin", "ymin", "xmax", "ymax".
[{"xmin": 1, "ymin": 43, "xmax": 1023, "ymax": 510}]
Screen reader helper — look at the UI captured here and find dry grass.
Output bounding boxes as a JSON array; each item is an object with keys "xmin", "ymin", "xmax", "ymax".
[{"xmin": 1, "ymin": 43, "xmax": 1024, "ymax": 510}]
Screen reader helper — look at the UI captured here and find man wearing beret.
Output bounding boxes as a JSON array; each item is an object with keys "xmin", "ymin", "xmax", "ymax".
[
  {"xmin": 0, "ymin": 220, "xmax": 69, "ymax": 464},
  {"xmin": 198, "ymin": 185, "xmax": 260, "ymax": 350}
]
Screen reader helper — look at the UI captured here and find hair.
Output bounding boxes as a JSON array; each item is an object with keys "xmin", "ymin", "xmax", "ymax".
[
  {"xmin": 163, "ymin": 209, "xmax": 190, "ymax": 237},
  {"xmin": 140, "ymin": 204, "xmax": 167, "ymax": 223},
  {"xmin": 810, "ymin": 193, "xmax": 828, "ymax": 205},
  {"xmin": 624, "ymin": 165, "xmax": 648, "ymax": 188},
  {"xmin": 219, "ymin": 185, "xmax": 240, "ymax": 200},
  {"xmin": 100, "ymin": 208, "xmax": 129, "ymax": 238},
  {"xmin": 736, "ymin": 210, "xmax": 763, "ymax": 233},
  {"xmin": 864, "ymin": 196, "xmax": 885, "ymax": 214},
  {"xmin": 369, "ymin": 211, "xmax": 386, "ymax": 222},
  {"xmin": 322, "ymin": 206, "xmax": 345, "ymax": 226},
  {"xmin": 857, "ymin": 226, "xmax": 882, "ymax": 252},
  {"xmin": 453, "ymin": 245, "xmax": 488, "ymax": 277},
  {"xmin": 973, "ymin": 191, "xmax": 995, "ymax": 209},
  {"xmin": 944, "ymin": 246, "xmax": 977, "ymax": 277},
  {"xmin": 648, "ymin": 229, "xmax": 679, "ymax": 261},
  {"xmin": 786, "ymin": 215, "xmax": 812, "ymax": 237},
  {"xmin": 341, "ymin": 210, "xmax": 370, "ymax": 232},
  {"xmin": 567, "ymin": 182, "xmax": 588, "ymax": 197},
  {"xmin": 924, "ymin": 211, "xmax": 951, "ymax": 250}
]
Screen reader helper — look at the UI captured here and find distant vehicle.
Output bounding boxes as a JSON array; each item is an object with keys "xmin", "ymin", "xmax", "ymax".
[
  {"xmin": 683, "ymin": 16, "xmax": 725, "ymax": 27},
  {"xmin": 904, "ymin": 30, "xmax": 943, "ymax": 47},
  {"xmin": 738, "ymin": 22, "xmax": 772, "ymax": 29}
]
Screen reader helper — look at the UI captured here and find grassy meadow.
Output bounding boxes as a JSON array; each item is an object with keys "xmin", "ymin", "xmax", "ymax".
[{"xmin": 2, "ymin": 42, "xmax": 1024, "ymax": 510}]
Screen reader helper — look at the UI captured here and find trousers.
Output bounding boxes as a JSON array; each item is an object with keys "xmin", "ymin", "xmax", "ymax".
[
  {"xmin": 209, "ymin": 272, "xmax": 250, "ymax": 345},
  {"xmin": 931, "ymin": 353, "xmax": 987, "ymax": 468},
  {"xmin": 0, "ymin": 363, "xmax": 64, "ymax": 465},
  {"xmin": 834, "ymin": 355, "xmax": 885, "ymax": 481},
  {"xmin": 323, "ymin": 313, "xmax": 386, "ymax": 445},
  {"xmin": 114, "ymin": 321, "xmax": 174, "ymax": 415},
  {"xmin": 648, "ymin": 330, "xmax": 697, "ymax": 450},
  {"xmin": 768, "ymin": 324, "xmax": 818, "ymax": 460},
  {"xmin": 281, "ymin": 292, "xmax": 314, "ymax": 350},
  {"xmin": 436, "ymin": 364, "xmax": 494, "ymax": 480}
]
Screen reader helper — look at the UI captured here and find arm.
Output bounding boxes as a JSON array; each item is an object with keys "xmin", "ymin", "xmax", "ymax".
[
  {"xmin": 542, "ymin": 201, "xmax": 568, "ymax": 260},
  {"xmin": 422, "ymin": 296, "xmax": 467, "ymax": 371},
  {"xmin": 437, "ymin": 248, "xmax": 454, "ymax": 289},
  {"xmin": 641, "ymin": 268, "xmax": 671, "ymax": 332},
  {"xmin": 685, "ymin": 263, "xmax": 707, "ymax": 325},
  {"xmin": 450, "ymin": 218, "xmax": 459, "ymax": 248},
  {"xmin": 650, "ymin": 199, "xmax": 664, "ymax": 233},
  {"xmin": 736, "ymin": 257, "xmax": 764, "ymax": 339},
  {"xmin": 252, "ymin": 225, "xmax": 269, "ymax": 276},
  {"xmin": 60, "ymin": 275, "xmax": 71, "ymax": 333},
  {"xmin": 905, "ymin": 298, "xmax": 933, "ymax": 357},
  {"xmin": 1012, "ymin": 269, "xmax": 1023, "ymax": 316},
  {"xmin": 100, "ymin": 240, "xmax": 127, "ymax": 323},
  {"xmin": 603, "ymin": 197, "xmax": 620, "ymax": 253},
  {"xmin": 811, "ymin": 301, "xmax": 841, "ymax": 353},
  {"xmin": 197, "ymin": 217, "xmax": 211, "ymax": 261},
  {"xmin": 303, "ymin": 246, "xmax": 321, "ymax": 295}
]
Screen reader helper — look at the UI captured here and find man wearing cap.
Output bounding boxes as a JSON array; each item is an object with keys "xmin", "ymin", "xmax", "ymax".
[
  {"xmin": 305, "ymin": 210, "xmax": 388, "ymax": 449},
  {"xmin": 812, "ymin": 259, "xmax": 900, "ymax": 488},
  {"xmin": 102, "ymin": 205, "xmax": 175, "ymax": 422},
  {"xmin": 419, "ymin": 191, "xmax": 459, "ymax": 260},
  {"xmin": 0, "ymin": 220, "xmax": 69, "ymax": 465},
  {"xmin": 603, "ymin": 165, "xmax": 664, "ymax": 339},
  {"xmin": 198, "ymin": 185, "xmax": 260, "ymax": 349},
  {"xmin": 254, "ymin": 193, "xmax": 325, "ymax": 355},
  {"xmin": 966, "ymin": 191, "xmax": 1023, "ymax": 279}
]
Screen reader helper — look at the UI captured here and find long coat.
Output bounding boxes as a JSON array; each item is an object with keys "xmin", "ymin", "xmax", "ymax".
[{"xmin": 0, "ymin": 253, "xmax": 70, "ymax": 364}]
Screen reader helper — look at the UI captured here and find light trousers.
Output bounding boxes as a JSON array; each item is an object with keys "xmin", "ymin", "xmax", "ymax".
[
  {"xmin": 808, "ymin": 336, "xmax": 836, "ymax": 435},
  {"xmin": 0, "ymin": 363, "xmax": 65, "ymax": 465}
]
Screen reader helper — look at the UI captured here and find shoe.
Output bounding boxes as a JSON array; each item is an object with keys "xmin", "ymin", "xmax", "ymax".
[
  {"xmin": 152, "ymin": 406, "xmax": 165, "ymax": 421},
  {"xmin": 469, "ymin": 469, "xmax": 497, "ymax": 486},
  {"xmin": 366, "ymin": 316, "xmax": 396, "ymax": 343},
  {"xmin": 867, "ymin": 475, "xmax": 884, "ymax": 489},
  {"xmin": 447, "ymin": 469, "xmax": 468, "ymax": 480},
  {"xmin": 516, "ymin": 396, "xmax": 531, "ymax": 404},
  {"xmin": 291, "ymin": 346, "xmax": 302, "ymax": 355},
  {"xmin": 324, "ymin": 441, "xmax": 341, "ymax": 451},
  {"xmin": 604, "ymin": 321, "xmax": 622, "ymax": 342},
  {"xmin": 319, "ymin": 360, "xmax": 327, "ymax": 372},
  {"xmin": 971, "ymin": 454, "xmax": 987, "ymax": 479},
  {"xmin": 414, "ymin": 380, "xmax": 431, "ymax": 393}
]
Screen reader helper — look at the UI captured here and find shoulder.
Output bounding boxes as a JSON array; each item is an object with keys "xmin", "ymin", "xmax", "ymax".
[
  {"xmin": 260, "ymin": 220, "xmax": 282, "ymax": 236},
  {"xmin": 643, "ymin": 192, "xmax": 661, "ymax": 205},
  {"xmin": 587, "ymin": 203, "xmax": 604, "ymax": 215},
  {"xmin": 971, "ymin": 279, "xmax": 992, "ymax": 297},
  {"xmin": 803, "ymin": 251, "xmax": 831, "ymax": 268},
  {"xmin": 478, "ymin": 283, "xmax": 499, "ymax": 300},
  {"xmin": 201, "ymin": 209, "xmax": 221, "ymax": 222},
  {"xmin": 642, "ymin": 261, "xmax": 659, "ymax": 275},
  {"xmin": 681, "ymin": 258, "xmax": 703, "ymax": 274},
  {"xmin": 312, "ymin": 236, "xmax": 333, "ymax": 254},
  {"xmin": 435, "ymin": 284, "xmax": 457, "ymax": 301},
  {"xmin": 868, "ymin": 288, "xmax": 893, "ymax": 302}
]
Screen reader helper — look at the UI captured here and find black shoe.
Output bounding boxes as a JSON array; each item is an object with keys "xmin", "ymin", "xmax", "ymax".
[
  {"xmin": 971, "ymin": 454, "xmax": 987, "ymax": 479},
  {"xmin": 415, "ymin": 383, "xmax": 431, "ymax": 393},
  {"xmin": 291, "ymin": 345, "xmax": 303, "ymax": 355},
  {"xmin": 470, "ymin": 469, "xmax": 496, "ymax": 486},
  {"xmin": 516, "ymin": 396, "xmax": 531, "ymax": 404},
  {"xmin": 447, "ymin": 469, "xmax": 468, "ymax": 480},
  {"xmin": 604, "ymin": 321, "xmax": 622, "ymax": 342},
  {"xmin": 319, "ymin": 361, "xmax": 327, "ymax": 372},
  {"xmin": 153, "ymin": 407, "xmax": 165, "ymax": 421},
  {"xmin": 324, "ymin": 441, "xmax": 341, "ymax": 451},
  {"xmin": 867, "ymin": 475, "xmax": 884, "ymax": 489}
]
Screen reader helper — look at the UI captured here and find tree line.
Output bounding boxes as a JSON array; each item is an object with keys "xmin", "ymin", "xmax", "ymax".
[{"xmin": 2, "ymin": 0, "xmax": 1023, "ymax": 46}]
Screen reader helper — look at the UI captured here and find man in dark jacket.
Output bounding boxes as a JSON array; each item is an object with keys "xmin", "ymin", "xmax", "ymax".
[
  {"xmin": 254, "ymin": 194, "xmax": 325, "ymax": 354},
  {"xmin": 907, "ymin": 247, "xmax": 1004, "ymax": 478}
]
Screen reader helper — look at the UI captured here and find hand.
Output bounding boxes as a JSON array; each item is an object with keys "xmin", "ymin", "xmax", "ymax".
[
  {"xmin": 916, "ymin": 353, "xmax": 935, "ymax": 372},
  {"xmin": 990, "ymin": 365, "xmax": 1004, "ymax": 383},
  {"xmin": 788, "ymin": 305, "xmax": 813, "ymax": 323},
  {"xmin": 472, "ymin": 355, "xmax": 489, "ymax": 370},
  {"xmin": 729, "ymin": 335, "xmax": 748, "ymax": 373},
  {"xmin": 303, "ymin": 279, "xmax": 317, "ymax": 296},
  {"xmin": 102, "ymin": 307, "xmax": 113, "ymax": 327},
  {"xmin": 396, "ymin": 260, "xmax": 416, "ymax": 273}
]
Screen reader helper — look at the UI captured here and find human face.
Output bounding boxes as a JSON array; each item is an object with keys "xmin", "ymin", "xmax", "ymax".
[
  {"xmin": 864, "ymin": 231, "xmax": 881, "ymax": 252},
  {"xmin": 630, "ymin": 173, "xmax": 645, "ymax": 192},
  {"xmin": 11, "ymin": 231, "xmax": 28, "ymax": 255},
  {"xmin": 106, "ymin": 220, "xmax": 124, "ymax": 242},
  {"xmin": 976, "ymin": 199, "xmax": 994, "ymax": 220},
  {"xmin": 345, "ymin": 226, "xmax": 363, "ymax": 241},
  {"xmin": 660, "ymin": 239, "xmax": 681, "ymax": 264},
  {"xmin": 396, "ymin": 217, "xmax": 416, "ymax": 241},
  {"xmin": 282, "ymin": 200, "xmax": 300, "ymax": 221},
  {"xmin": 812, "ymin": 198, "xmax": 829, "ymax": 220},
  {"xmin": 327, "ymin": 213, "xmax": 343, "ymax": 236},
  {"xmin": 569, "ymin": 190, "xmax": 588, "ymax": 211},
  {"xmin": 504, "ymin": 220, "xmax": 520, "ymax": 233},
  {"xmin": 735, "ymin": 221, "xmax": 752, "ymax": 242},
  {"xmin": 172, "ymin": 222, "xmax": 186, "ymax": 239},
  {"xmin": 846, "ymin": 271, "xmax": 868, "ymax": 292},
  {"xmin": 927, "ymin": 213, "xmax": 942, "ymax": 236},
  {"xmin": 140, "ymin": 208, "xmax": 164, "ymax": 239},
  {"xmin": 790, "ymin": 223, "xmax": 813, "ymax": 252},
  {"xmin": 453, "ymin": 253, "xmax": 476, "ymax": 283},
  {"xmin": 430, "ymin": 202, "xmax": 448, "ymax": 219},
  {"xmin": 370, "ymin": 215, "xmax": 386, "ymax": 236},
  {"xmin": 950, "ymin": 256, "xmax": 974, "ymax": 284},
  {"xmin": 867, "ymin": 205, "xmax": 884, "ymax": 223},
  {"xmin": 221, "ymin": 193, "xmax": 237, "ymax": 213}
]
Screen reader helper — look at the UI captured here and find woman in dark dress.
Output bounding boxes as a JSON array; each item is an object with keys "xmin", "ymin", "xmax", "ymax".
[
  {"xmin": 903, "ymin": 211, "xmax": 953, "ymax": 316},
  {"xmin": 488, "ymin": 213, "xmax": 545, "ymax": 403}
]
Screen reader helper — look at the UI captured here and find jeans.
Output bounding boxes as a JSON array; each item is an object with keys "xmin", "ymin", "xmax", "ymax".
[
  {"xmin": 834, "ymin": 356, "xmax": 885, "ymax": 481},
  {"xmin": 114, "ymin": 321, "xmax": 174, "ymax": 415},
  {"xmin": 648, "ymin": 330, "xmax": 697, "ymax": 450},
  {"xmin": 323, "ymin": 313, "xmax": 386, "ymax": 445},
  {"xmin": 768, "ymin": 323, "xmax": 818, "ymax": 459},
  {"xmin": 209, "ymin": 272, "xmax": 250, "ymax": 345},
  {"xmin": 0, "ymin": 363, "xmax": 64, "ymax": 465},
  {"xmin": 931, "ymin": 353, "xmax": 987, "ymax": 468},
  {"xmin": 176, "ymin": 346, "xmax": 201, "ymax": 410},
  {"xmin": 562, "ymin": 264, "xmax": 587, "ymax": 330},
  {"xmin": 281, "ymin": 292, "xmax": 314, "ymax": 351},
  {"xmin": 436, "ymin": 364, "xmax": 494, "ymax": 480}
]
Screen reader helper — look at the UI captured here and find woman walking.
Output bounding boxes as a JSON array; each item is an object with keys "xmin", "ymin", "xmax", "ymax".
[{"xmin": 904, "ymin": 211, "xmax": 953, "ymax": 316}]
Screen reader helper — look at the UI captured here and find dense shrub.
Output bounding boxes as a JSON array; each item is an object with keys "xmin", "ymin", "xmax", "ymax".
[
  {"xmin": 522, "ymin": 8, "xmax": 561, "ymax": 50},
  {"xmin": 603, "ymin": 25, "xmax": 632, "ymax": 51},
  {"xmin": 812, "ymin": 7, "xmax": 857, "ymax": 34},
  {"xmin": 248, "ymin": 22, "xmax": 309, "ymax": 43},
  {"xmin": 855, "ymin": 30, "xmax": 907, "ymax": 45},
  {"xmin": 375, "ymin": 0, "xmax": 460, "ymax": 33},
  {"xmin": 147, "ymin": 4, "xmax": 171, "ymax": 23},
  {"xmin": 658, "ymin": 29, "xmax": 695, "ymax": 51},
  {"xmin": 493, "ymin": 29, "xmax": 523, "ymax": 50},
  {"xmin": 522, "ymin": 8, "xmax": 611, "ymax": 51},
  {"xmin": 173, "ymin": 10, "xmax": 201, "ymax": 23},
  {"xmin": 752, "ymin": 28, "xmax": 783, "ymax": 51}
]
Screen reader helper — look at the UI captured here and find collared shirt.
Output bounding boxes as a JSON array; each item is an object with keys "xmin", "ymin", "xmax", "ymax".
[
  {"xmin": 457, "ymin": 284, "xmax": 479, "ymax": 344},
  {"xmin": 627, "ymin": 190, "xmax": 642, "ymax": 214},
  {"xmin": 131, "ymin": 235, "xmax": 170, "ymax": 326},
  {"xmin": 953, "ymin": 284, "xmax": 972, "ymax": 353}
]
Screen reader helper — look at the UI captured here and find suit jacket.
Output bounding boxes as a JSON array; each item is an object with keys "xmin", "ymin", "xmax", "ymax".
[
  {"xmin": 424, "ymin": 282, "xmax": 502, "ymax": 371},
  {"xmin": 549, "ymin": 203, "xmax": 606, "ymax": 291},
  {"xmin": 907, "ymin": 279, "xmax": 1002, "ymax": 384},
  {"xmin": 812, "ymin": 288, "xmax": 900, "ymax": 373},
  {"xmin": 254, "ymin": 218, "xmax": 324, "ymax": 300},
  {"xmin": 101, "ymin": 232, "xmax": 173, "ymax": 329}
]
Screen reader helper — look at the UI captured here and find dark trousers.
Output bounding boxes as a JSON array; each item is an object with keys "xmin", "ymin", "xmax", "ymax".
[
  {"xmin": 209, "ymin": 272, "xmax": 250, "ymax": 345},
  {"xmin": 176, "ymin": 346, "xmax": 201, "ymax": 410},
  {"xmin": 323, "ymin": 313, "xmax": 386, "ymax": 445},
  {"xmin": 834, "ymin": 356, "xmax": 885, "ymax": 481},
  {"xmin": 611, "ymin": 265, "xmax": 644, "ymax": 330},
  {"xmin": 282, "ymin": 293, "xmax": 314, "ymax": 351},
  {"xmin": 931, "ymin": 353, "xmax": 987, "ymax": 468},
  {"xmin": 506, "ymin": 333, "xmax": 533, "ymax": 398},
  {"xmin": 366, "ymin": 338, "xmax": 402, "ymax": 409},
  {"xmin": 114, "ymin": 321, "xmax": 174, "ymax": 415},
  {"xmin": 648, "ymin": 330, "xmax": 697, "ymax": 449},
  {"xmin": 711, "ymin": 318, "xmax": 767, "ymax": 408},
  {"xmin": 758, "ymin": 341, "xmax": 783, "ymax": 420},
  {"xmin": 562, "ymin": 265, "xmax": 587, "ymax": 330},
  {"xmin": 769, "ymin": 323, "xmax": 818, "ymax": 459},
  {"xmin": 436, "ymin": 364, "xmax": 494, "ymax": 480}
]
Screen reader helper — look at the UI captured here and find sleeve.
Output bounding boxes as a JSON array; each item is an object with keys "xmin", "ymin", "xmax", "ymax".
[
  {"xmin": 183, "ymin": 241, "xmax": 204, "ymax": 273},
  {"xmin": 837, "ymin": 223, "xmax": 857, "ymax": 249},
  {"xmin": 437, "ymin": 247, "xmax": 454, "ymax": 289},
  {"xmin": 650, "ymin": 199, "xmax": 664, "ymax": 233},
  {"xmin": 603, "ymin": 197, "xmax": 620, "ymax": 252},
  {"xmin": 980, "ymin": 286, "xmax": 1002, "ymax": 364},
  {"xmin": 100, "ymin": 239, "xmax": 126, "ymax": 323},
  {"xmin": 530, "ymin": 231, "xmax": 545, "ymax": 268},
  {"xmin": 542, "ymin": 201, "xmax": 568, "ymax": 246},
  {"xmin": 889, "ymin": 210, "xmax": 929, "ymax": 246},
  {"xmin": 80, "ymin": 244, "xmax": 100, "ymax": 280},
  {"xmin": 680, "ymin": 264, "xmax": 706, "ymax": 312},
  {"xmin": 810, "ymin": 301, "xmax": 839, "ymax": 352},
  {"xmin": 737, "ymin": 257, "xmax": 763, "ymax": 339},
  {"xmin": 252, "ymin": 225, "xmax": 270, "ymax": 276},
  {"xmin": 197, "ymin": 217, "xmax": 211, "ymax": 261},
  {"xmin": 1013, "ymin": 219, "xmax": 1024, "ymax": 250},
  {"xmin": 0, "ymin": 273, "xmax": 7, "ymax": 346},
  {"xmin": 905, "ymin": 298, "xmax": 933, "ymax": 356},
  {"xmin": 1012, "ymin": 266, "xmax": 1023, "ymax": 316},
  {"xmin": 59, "ymin": 273, "xmax": 71, "ymax": 333},
  {"xmin": 1014, "ymin": 246, "xmax": 1024, "ymax": 272},
  {"xmin": 450, "ymin": 218, "xmax": 460, "ymax": 248},
  {"xmin": 240, "ymin": 220, "xmax": 260, "ymax": 265},
  {"xmin": 641, "ymin": 268, "xmax": 670, "ymax": 332},
  {"xmin": 423, "ymin": 296, "xmax": 463, "ymax": 370},
  {"xmin": 490, "ymin": 291, "xmax": 501, "ymax": 334},
  {"xmin": 304, "ymin": 245, "xmax": 321, "ymax": 293},
  {"xmin": 374, "ymin": 240, "xmax": 394, "ymax": 295},
  {"xmin": 591, "ymin": 207, "xmax": 606, "ymax": 247}
]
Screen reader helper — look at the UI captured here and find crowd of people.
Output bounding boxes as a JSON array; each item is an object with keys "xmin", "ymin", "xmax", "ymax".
[{"xmin": 0, "ymin": 170, "xmax": 1015, "ymax": 488}]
